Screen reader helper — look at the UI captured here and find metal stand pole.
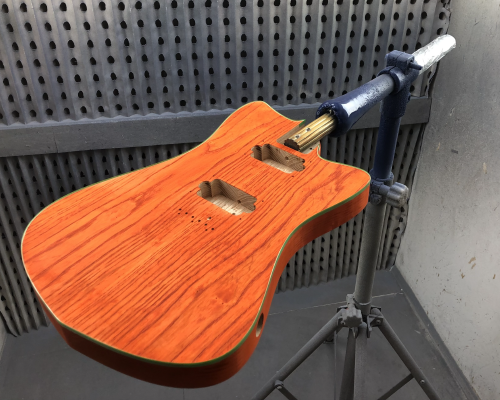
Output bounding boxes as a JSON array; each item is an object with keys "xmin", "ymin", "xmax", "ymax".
[
  {"xmin": 353, "ymin": 52, "xmax": 418, "ymax": 316},
  {"xmin": 352, "ymin": 202, "xmax": 387, "ymax": 315}
]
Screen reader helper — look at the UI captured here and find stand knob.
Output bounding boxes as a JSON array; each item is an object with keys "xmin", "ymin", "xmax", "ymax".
[
  {"xmin": 385, "ymin": 182, "xmax": 409, "ymax": 207},
  {"xmin": 369, "ymin": 180, "xmax": 409, "ymax": 207}
]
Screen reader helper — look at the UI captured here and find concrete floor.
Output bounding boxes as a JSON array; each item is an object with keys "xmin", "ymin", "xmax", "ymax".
[{"xmin": 0, "ymin": 270, "xmax": 470, "ymax": 400}]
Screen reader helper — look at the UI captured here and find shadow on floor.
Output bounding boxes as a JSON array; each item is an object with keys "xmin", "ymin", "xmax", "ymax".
[{"xmin": 0, "ymin": 270, "xmax": 469, "ymax": 400}]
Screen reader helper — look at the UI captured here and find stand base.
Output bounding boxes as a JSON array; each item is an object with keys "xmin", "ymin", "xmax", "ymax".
[{"xmin": 251, "ymin": 304, "xmax": 441, "ymax": 400}]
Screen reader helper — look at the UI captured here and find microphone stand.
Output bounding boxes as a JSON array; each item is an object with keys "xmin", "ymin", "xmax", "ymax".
[{"xmin": 251, "ymin": 35, "xmax": 456, "ymax": 400}]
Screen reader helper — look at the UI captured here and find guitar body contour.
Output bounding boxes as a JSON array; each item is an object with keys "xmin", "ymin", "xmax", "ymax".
[{"xmin": 22, "ymin": 102, "xmax": 370, "ymax": 388}]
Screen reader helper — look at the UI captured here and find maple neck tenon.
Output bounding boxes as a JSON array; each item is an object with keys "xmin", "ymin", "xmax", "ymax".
[{"xmin": 284, "ymin": 112, "xmax": 336, "ymax": 152}]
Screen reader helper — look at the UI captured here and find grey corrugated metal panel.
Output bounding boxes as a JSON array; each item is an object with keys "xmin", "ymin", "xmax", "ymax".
[
  {"xmin": 391, "ymin": 126, "xmax": 410, "ymax": 184},
  {"xmin": 0, "ymin": 260, "xmax": 20, "ymax": 335},
  {"xmin": 327, "ymin": 227, "xmax": 338, "ymax": 279},
  {"xmin": 404, "ymin": 124, "xmax": 425, "ymax": 196},
  {"xmin": 311, "ymin": 239, "xmax": 322, "ymax": 286},
  {"xmin": 381, "ymin": 206, "xmax": 405, "ymax": 270},
  {"xmin": 317, "ymin": 233, "xmax": 329, "ymax": 283},
  {"xmin": 0, "ymin": 167, "xmax": 45, "ymax": 334},
  {"xmin": 0, "ymin": 222, "xmax": 25, "ymax": 335},
  {"xmin": 376, "ymin": 206, "xmax": 392, "ymax": 269},
  {"xmin": 396, "ymin": 124, "xmax": 421, "ymax": 184},
  {"xmin": 310, "ymin": 238, "xmax": 321, "ymax": 286},
  {"xmin": 349, "ymin": 213, "xmax": 364, "ymax": 272},
  {"xmin": 301, "ymin": 241, "xmax": 312, "ymax": 287},
  {"xmin": 286, "ymin": 254, "xmax": 296, "ymax": 292},
  {"xmin": 0, "ymin": 0, "xmax": 450, "ymax": 126},
  {"xmin": 17, "ymin": 157, "xmax": 39, "ymax": 214}
]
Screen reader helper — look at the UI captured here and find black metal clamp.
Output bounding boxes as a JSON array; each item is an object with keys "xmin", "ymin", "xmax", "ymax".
[{"xmin": 369, "ymin": 171, "xmax": 409, "ymax": 207}]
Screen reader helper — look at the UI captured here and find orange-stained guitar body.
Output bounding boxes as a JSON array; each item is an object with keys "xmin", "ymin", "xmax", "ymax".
[{"xmin": 22, "ymin": 102, "xmax": 370, "ymax": 388}]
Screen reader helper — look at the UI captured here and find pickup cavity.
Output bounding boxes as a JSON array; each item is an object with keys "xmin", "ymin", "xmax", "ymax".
[
  {"xmin": 198, "ymin": 179, "xmax": 256, "ymax": 215},
  {"xmin": 251, "ymin": 144, "xmax": 305, "ymax": 173}
]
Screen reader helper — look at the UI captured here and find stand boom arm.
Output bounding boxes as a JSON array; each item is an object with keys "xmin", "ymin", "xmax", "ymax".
[
  {"xmin": 316, "ymin": 34, "xmax": 456, "ymax": 136},
  {"xmin": 284, "ymin": 35, "xmax": 456, "ymax": 152}
]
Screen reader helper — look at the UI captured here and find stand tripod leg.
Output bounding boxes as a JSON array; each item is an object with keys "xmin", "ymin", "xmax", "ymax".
[
  {"xmin": 372, "ymin": 309, "xmax": 442, "ymax": 400},
  {"xmin": 339, "ymin": 328, "xmax": 355, "ymax": 400},
  {"xmin": 251, "ymin": 310, "xmax": 343, "ymax": 400},
  {"xmin": 338, "ymin": 322, "xmax": 368, "ymax": 400},
  {"xmin": 353, "ymin": 323, "xmax": 367, "ymax": 400},
  {"xmin": 377, "ymin": 374, "xmax": 413, "ymax": 400}
]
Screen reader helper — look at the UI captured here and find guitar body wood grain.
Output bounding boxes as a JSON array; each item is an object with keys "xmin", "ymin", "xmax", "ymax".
[{"xmin": 22, "ymin": 102, "xmax": 370, "ymax": 388}]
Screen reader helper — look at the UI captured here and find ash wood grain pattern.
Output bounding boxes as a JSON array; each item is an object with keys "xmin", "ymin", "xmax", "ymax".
[{"xmin": 22, "ymin": 102, "xmax": 370, "ymax": 387}]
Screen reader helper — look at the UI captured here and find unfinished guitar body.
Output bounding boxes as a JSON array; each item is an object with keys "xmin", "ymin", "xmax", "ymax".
[{"xmin": 22, "ymin": 102, "xmax": 370, "ymax": 388}]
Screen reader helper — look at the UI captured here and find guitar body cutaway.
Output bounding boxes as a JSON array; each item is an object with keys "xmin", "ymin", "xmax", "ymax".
[{"xmin": 22, "ymin": 102, "xmax": 370, "ymax": 387}]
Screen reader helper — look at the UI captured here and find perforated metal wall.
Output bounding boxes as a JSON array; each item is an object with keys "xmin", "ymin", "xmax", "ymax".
[
  {"xmin": 0, "ymin": 0, "xmax": 449, "ymax": 125},
  {"xmin": 0, "ymin": 0, "xmax": 451, "ymax": 335}
]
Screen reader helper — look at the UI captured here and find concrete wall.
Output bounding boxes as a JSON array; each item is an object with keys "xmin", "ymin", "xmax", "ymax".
[{"xmin": 396, "ymin": 1, "xmax": 500, "ymax": 399}]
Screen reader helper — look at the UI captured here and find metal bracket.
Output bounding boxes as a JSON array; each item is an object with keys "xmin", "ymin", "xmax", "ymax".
[
  {"xmin": 369, "ymin": 171, "xmax": 409, "ymax": 207},
  {"xmin": 387, "ymin": 50, "xmax": 420, "ymax": 71},
  {"xmin": 337, "ymin": 294, "xmax": 363, "ymax": 329},
  {"xmin": 378, "ymin": 50, "xmax": 423, "ymax": 94},
  {"xmin": 366, "ymin": 307, "xmax": 384, "ymax": 338},
  {"xmin": 274, "ymin": 380, "xmax": 299, "ymax": 400}
]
